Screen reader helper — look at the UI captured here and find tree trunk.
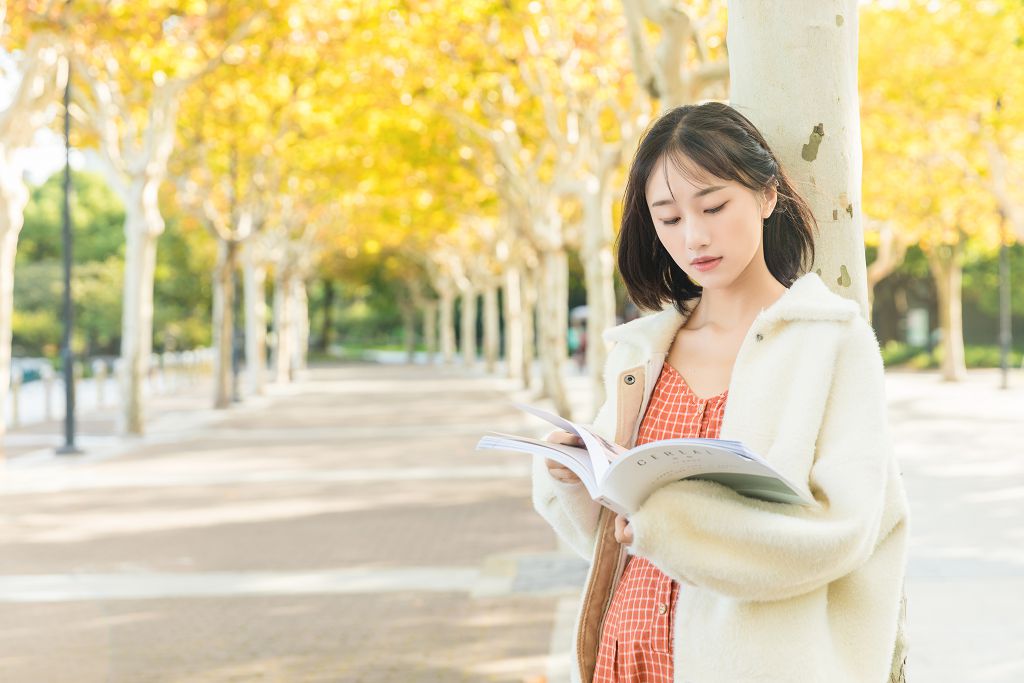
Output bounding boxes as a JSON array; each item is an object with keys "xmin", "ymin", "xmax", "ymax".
[
  {"xmin": 866, "ymin": 221, "xmax": 909, "ymax": 317},
  {"xmin": 292, "ymin": 277, "xmax": 309, "ymax": 374},
  {"xmin": 439, "ymin": 283, "xmax": 456, "ymax": 364},
  {"xmin": 243, "ymin": 246, "xmax": 267, "ymax": 395},
  {"xmin": 536, "ymin": 249, "xmax": 571, "ymax": 418},
  {"xmin": 520, "ymin": 264, "xmax": 537, "ymax": 391},
  {"xmin": 0, "ymin": 38, "xmax": 66, "ymax": 438},
  {"xmin": 119, "ymin": 196, "xmax": 163, "ymax": 435},
  {"xmin": 728, "ymin": 0, "xmax": 868, "ymax": 316},
  {"xmin": 483, "ymin": 284, "xmax": 500, "ymax": 374},
  {"xmin": 319, "ymin": 279, "xmax": 335, "ymax": 353},
  {"xmin": 272, "ymin": 268, "xmax": 293, "ymax": 383},
  {"xmin": 581, "ymin": 185, "xmax": 617, "ymax": 417},
  {"xmin": 926, "ymin": 238, "xmax": 967, "ymax": 382},
  {"xmin": 0, "ymin": 158, "xmax": 29, "ymax": 440},
  {"xmin": 620, "ymin": 0, "xmax": 728, "ymax": 107},
  {"xmin": 460, "ymin": 287, "xmax": 477, "ymax": 368},
  {"xmin": 212, "ymin": 240, "xmax": 238, "ymax": 409},
  {"xmin": 402, "ymin": 301, "xmax": 417, "ymax": 363},
  {"xmin": 423, "ymin": 300, "xmax": 438, "ymax": 364},
  {"xmin": 504, "ymin": 266, "xmax": 524, "ymax": 382}
]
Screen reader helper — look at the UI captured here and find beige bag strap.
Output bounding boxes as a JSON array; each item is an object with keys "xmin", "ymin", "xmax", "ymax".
[{"xmin": 888, "ymin": 587, "xmax": 908, "ymax": 682}]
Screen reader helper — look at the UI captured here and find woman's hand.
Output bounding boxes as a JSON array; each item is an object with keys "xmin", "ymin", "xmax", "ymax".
[
  {"xmin": 544, "ymin": 430, "xmax": 584, "ymax": 484},
  {"xmin": 614, "ymin": 513, "xmax": 634, "ymax": 545}
]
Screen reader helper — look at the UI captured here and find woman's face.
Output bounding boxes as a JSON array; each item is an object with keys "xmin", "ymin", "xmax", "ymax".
[{"xmin": 645, "ymin": 154, "xmax": 777, "ymax": 288}]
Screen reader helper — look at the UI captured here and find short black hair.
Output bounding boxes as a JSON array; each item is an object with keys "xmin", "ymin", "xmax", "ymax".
[{"xmin": 617, "ymin": 102, "xmax": 817, "ymax": 313}]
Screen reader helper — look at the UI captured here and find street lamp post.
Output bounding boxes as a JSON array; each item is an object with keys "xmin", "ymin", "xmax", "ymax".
[{"xmin": 57, "ymin": 59, "xmax": 81, "ymax": 455}]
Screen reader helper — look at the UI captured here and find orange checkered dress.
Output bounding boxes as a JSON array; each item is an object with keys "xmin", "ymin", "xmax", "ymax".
[{"xmin": 592, "ymin": 362, "xmax": 728, "ymax": 683}]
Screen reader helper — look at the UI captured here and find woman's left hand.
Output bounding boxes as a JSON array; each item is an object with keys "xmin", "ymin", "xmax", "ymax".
[{"xmin": 614, "ymin": 513, "xmax": 634, "ymax": 545}]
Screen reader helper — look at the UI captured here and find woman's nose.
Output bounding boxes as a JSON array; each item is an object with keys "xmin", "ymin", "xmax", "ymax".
[{"xmin": 685, "ymin": 226, "xmax": 711, "ymax": 251}]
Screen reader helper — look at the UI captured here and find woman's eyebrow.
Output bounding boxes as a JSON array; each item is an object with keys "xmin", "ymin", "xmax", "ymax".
[{"xmin": 651, "ymin": 185, "xmax": 726, "ymax": 207}]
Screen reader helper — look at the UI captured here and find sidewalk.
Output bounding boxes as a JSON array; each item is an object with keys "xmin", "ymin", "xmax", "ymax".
[
  {"xmin": 0, "ymin": 363, "xmax": 574, "ymax": 682},
  {"xmin": 0, "ymin": 362, "xmax": 1021, "ymax": 682},
  {"xmin": 881, "ymin": 368, "xmax": 1024, "ymax": 682}
]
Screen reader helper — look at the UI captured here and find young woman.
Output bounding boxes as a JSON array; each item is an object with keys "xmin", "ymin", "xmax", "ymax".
[{"xmin": 532, "ymin": 102, "xmax": 909, "ymax": 683}]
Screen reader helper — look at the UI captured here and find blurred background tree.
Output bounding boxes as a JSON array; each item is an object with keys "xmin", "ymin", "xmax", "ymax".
[
  {"xmin": 2, "ymin": 0, "xmax": 1023, "ymax": 437},
  {"xmin": 12, "ymin": 170, "xmax": 213, "ymax": 359}
]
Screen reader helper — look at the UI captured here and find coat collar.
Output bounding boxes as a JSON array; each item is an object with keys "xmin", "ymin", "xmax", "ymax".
[{"xmin": 602, "ymin": 271, "xmax": 860, "ymax": 354}]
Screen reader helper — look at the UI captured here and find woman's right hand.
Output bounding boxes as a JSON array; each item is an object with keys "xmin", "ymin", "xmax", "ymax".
[{"xmin": 544, "ymin": 430, "xmax": 584, "ymax": 484}]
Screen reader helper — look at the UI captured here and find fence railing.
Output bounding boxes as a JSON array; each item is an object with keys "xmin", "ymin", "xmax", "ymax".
[{"xmin": 5, "ymin": 349, "xmax": 214, "ymax": 430}]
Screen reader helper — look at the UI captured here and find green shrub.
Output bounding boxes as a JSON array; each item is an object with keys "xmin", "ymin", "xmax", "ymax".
[
  {"xmin": 881, "ymin": 339, "xmax": 1023, "ymax": 369},
  {"xmin": 880, "ymin": 341, "xmax": 922, "ymax": 367},
  {"xmin": 964, "ymin": 345, "xmax": 1023, "ymax": 368}
]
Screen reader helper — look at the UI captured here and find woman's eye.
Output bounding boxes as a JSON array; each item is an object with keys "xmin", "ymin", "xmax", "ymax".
[
  {"xmin": 661, "ymin": 218, "xmax": 681, "ymax": 226},
  {"xmin": 705, "ymin": 202, "xmax": 727, "ymax": 214}
]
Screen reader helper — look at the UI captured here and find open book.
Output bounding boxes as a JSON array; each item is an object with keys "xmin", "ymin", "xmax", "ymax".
[{"xmin": 477, "ymin": 402, "xmax": 816, "ymax": 515}]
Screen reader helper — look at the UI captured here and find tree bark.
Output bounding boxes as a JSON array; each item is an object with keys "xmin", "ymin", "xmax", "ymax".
[
  {"xmin": 483, "ymin": 284, "xmax": 500, "ymax": 373},
  {"xmin": 0, "ymin": 37, "xmax": 65, "ymax": 440},
  {"xmin": 0, "ymin": 157, "xmax": 29, "ymax": 440},
  {"xmin": 423, "ymin": 300, "xmax": 438, "ymax": 364},
  {"xmin": 439, "ymin": 283, "xmax": 456, "ymax": 364},
  {"xmin": 212, "ymin": 239, "xmax": 238, "ymax": 409},
  {"xmin": 460, "ymin": 287, "xmax": 477, "ymax": 368},
  {"xmin": 620, "ymin": 0, "xmax": 729, "ymax": 107},
  {"xmin": 925, "ymin": 237, "xmax": 967, "ymax": 382},
  {"xmin": 119, "ymin": 195, "xmax": 163, "ymax": 435},
  {"xmin": 504, "ymin": 266, "xmax": 524, "ymax": 382},
  {"xmin": 319, "ymin": 279, "xmax": 335, "ymax": 353},
  {"xmin": 581, "ymin": 185, "xmax": 617, "ymax": 417},
  {"xmin": 536, "ymin": 249, "xmax": 571, "ymax": 418},
  {"xmin": 728, "ymin": 0, "xmax": 868, "ymax": 316},
  {"xmin": 520, "ymin": 264, "xmax": 537, "ymax": 391},
  {"xmin": 402, "ymin": 301, "xmax": 417, "ymax": 363},
  {"xmin": 292, "ymin": 278, "xmax": 309, "ymax": 373},
  {"xmin": 242, "ymin": 245, "xmax": 267, "ymax": 395},
  {"xmin": 272, "ymin": 268, "xmax": 293, "ymax": 383},
  {"xmin": 866, "ymin": 220, "xmax": 909, "ymax": 317}
]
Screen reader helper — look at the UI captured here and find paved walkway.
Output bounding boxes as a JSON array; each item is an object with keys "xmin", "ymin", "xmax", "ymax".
[
  {"xmin": 0, "ymin": 364, "xmax": 573, "ymax": 682},
  {"xmin": 0, "ymin": 362, "xmax": 1021, "ymax": 682}
]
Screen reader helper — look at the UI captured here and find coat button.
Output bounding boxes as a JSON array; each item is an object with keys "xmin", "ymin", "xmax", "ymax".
[
  {"xmin": 624, "ymin": 375, "xmax": 636, "ymax": 385},
  {"xmin": 755, "ymin": 333, "xmax": 763, "ymax": 341},
  {"xmin": 657, "ymin": 603, "xmax": 668, "ymax": 615}
]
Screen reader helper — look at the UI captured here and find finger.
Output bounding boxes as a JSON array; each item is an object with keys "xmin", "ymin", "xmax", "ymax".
[
  {"xmin": 548, "ymin": 466, "xmax": 578, "ymax": 483},
  {"xmin": 545, "ymin": 431, "xmax": 584, "ymax": 447},
  {"xmin": 546, "ymin": 458, "xmax": 572, "ymax": 471},
  {"xmin": 618, "ymin": 516, "xmax": 633, "ymax": 543}
]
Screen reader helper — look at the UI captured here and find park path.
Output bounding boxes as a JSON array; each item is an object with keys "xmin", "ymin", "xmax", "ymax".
[
  {"xmin": 0, "ymin": 363, "xmax": 582, "ymax": 682},
  {"xmin": 0, "ymin": 361, "xmax": 1022, "ymax": 682}
]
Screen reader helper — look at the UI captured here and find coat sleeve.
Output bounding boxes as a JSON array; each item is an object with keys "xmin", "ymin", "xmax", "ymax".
[
  {"xmin": 627, "ymin": 317, "xmax": 892, "ymax": 602},
  {"xmin": 531, "ymin": 456, "xmax": 602, "ymax": 559},
  {"xmin": 530, "ymin": 343, "xmax": 624, "ymax": 560}
]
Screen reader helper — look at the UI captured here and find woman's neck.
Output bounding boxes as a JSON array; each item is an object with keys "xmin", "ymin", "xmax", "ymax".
[{"xmin": 686, "ymin": 270, "xmax": 788, "ymax": 334}]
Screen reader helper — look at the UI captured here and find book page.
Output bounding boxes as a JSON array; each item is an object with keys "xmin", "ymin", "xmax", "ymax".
[
  {"xmin": 511, "ymin": 402, "xmax": 624, "ymax": 480},
  {"xmin": 599, "ymin": 439, "xmax": 814, "ymax": 513},
  {"xmin": 476, "ymin": 433, "xmax": 601, "ymax": 498}
]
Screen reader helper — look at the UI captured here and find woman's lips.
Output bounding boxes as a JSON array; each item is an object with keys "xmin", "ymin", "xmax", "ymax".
[{"xmin": 693, "ymin": 257, "xmax": 722, "ymax": 272}]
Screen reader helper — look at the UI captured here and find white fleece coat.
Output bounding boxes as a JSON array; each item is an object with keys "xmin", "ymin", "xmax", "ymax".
[{"xmin": 532, "ymin": 272, "xmax": 910, "ymax": 683}]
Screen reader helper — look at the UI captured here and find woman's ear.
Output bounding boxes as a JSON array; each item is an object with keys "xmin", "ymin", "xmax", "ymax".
[{"xmin": 761, "ymin": 182, "xmax": 779, "ymax": 219}]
